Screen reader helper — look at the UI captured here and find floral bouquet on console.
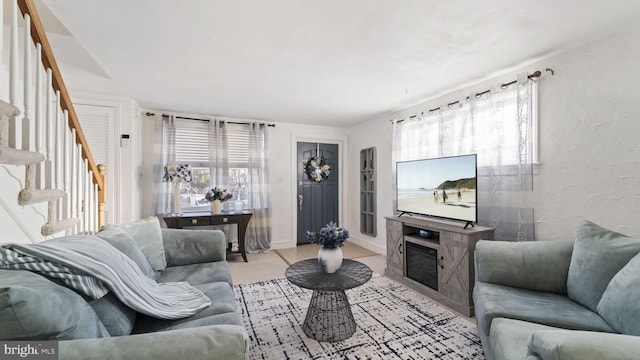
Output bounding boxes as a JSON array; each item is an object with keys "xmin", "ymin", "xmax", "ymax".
[
  {"xmin": 305, "ymin": 221, "xmax": 349, "ymax": 249},
  {"xmin": 205, "ymin": 187, "xmax": 233, "ymax": 202}
]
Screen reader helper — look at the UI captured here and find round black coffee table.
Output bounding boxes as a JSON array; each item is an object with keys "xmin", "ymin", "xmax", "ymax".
[{"xmin": 285, "ymin": 258, "xmax": 372, "ymax": 342}]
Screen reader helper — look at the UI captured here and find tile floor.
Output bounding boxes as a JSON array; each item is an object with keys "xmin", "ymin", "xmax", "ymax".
[{"xmin": 228, "ymin": 243, "xmax": 387, "ymax": 284}]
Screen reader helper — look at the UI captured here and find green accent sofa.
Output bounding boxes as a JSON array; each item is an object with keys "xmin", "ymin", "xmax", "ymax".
[
  {"xmin": 0, "ymin": 217, "xmax": 249, "ymax": 360},
  {"xmin": 473, "ymin": 220, "xmax": 640, "ymax": 360}
]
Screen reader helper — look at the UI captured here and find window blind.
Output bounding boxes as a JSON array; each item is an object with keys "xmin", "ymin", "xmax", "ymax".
[
  {"xmin": 173, "ymin": 120, "xmax": 261, "ymax": 166},
  {"xmin": 174, "ymin": 119, "xmax": 209, "ymax": 164}
]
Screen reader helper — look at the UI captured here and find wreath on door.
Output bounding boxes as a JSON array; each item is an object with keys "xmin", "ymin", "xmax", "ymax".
[{"xmin": 305, "ymin": 157, "xmax": 331, "ymax": 183}]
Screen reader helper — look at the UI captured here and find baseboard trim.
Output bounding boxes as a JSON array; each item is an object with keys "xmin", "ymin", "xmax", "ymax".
[{"xmin": 348, "ymin": 235, "xmax": 385, "ymax": 255}]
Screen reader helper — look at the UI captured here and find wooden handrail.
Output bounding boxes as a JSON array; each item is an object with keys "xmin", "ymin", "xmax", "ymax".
[{"xmin": 17, "ymin": 0, "xmax": 103, "ymax": 191}]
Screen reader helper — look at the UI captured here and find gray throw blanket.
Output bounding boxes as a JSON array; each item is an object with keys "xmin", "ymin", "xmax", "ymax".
[{"xmin": 0, "ymin": 235, "xmax": 211, "ymax": 319}]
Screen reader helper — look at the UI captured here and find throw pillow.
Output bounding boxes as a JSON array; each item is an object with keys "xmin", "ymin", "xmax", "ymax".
[
  {"xmin": 566, "ymin": 220, "xmax": 640, "ymax": 312},
  {"xmin": 0, "ymin": 269, "xmax": 110, "ymax": 340},
  {"xmin": 89, "ymin": 292, "xmax": 137, "ymax": 337},
  {"xmin": 104, "ymin": 216, "xmax": 167, "ymax": 271},
  {"xmin": 597, "ymin": 252, "xmax": 640, "ymax": 335},
  {"xmin": 96, "ymin": 226, "xmax": 156, "ymax": 279}
]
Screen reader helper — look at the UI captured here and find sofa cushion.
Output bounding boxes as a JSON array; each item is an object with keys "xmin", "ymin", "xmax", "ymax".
[
  {"xmin": 566, "ymin": 220, "xmax": 640, "ymax": 312},
  {"xmin": 597, "ymin": 251, "xmax": 640, "ymax": 336},
  {"xmin": 489, "ymin": 318, "xmax": 557, "ymax": 360},
  {"xmin": 527, "ymin": 329, "xmax": 640, "ymax": 360},
  {"xmin": 104, "ymin": 216, "xmax": 167, "ymax": 271},
  {"xmin": 89, "ymin": 292, "xmax": 137, "ymax": 337},
  {"xmin": 95, "ymin": 226, "xmax": 156, "ymax": 279},
  {"xmin": 475, "ymin": 240, "xmax": 574, "ymax": 294},
  {"xmin": 473, "ymin": 282, "xmax": 615, "ymax": 338},
  {"xmin": 0, "ymin": 269, "xmax": 110, "ymax": 340},
  {"xmin": 132, "ymin": 281, "xmax": 238, "ymax": 334},
  {"xmin": 157, "ymin": 261, "xmax": 233, "ymax": 286}
]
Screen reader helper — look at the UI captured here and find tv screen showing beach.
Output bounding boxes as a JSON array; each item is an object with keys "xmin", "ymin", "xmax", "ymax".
[{"xmin": 396, "ymin": 154, "xmax": 477, "ymax": 222}]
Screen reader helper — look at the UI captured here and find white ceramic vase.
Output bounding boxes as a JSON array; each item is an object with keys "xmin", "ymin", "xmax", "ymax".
[
  {"xmin": 318, "ymin": 246, "xmax": 343, "ymax": 273},
  {"xmin": 211, "ymin": 199, "xmax": 223, "ymax": 214}
]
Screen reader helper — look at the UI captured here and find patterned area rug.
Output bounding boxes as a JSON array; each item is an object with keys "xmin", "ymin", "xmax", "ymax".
[{"xmin": 234, "ymin": 275, "xmax": 485, "ymax": 359}]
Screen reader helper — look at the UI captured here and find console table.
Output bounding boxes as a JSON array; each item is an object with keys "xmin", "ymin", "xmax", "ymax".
[
  {"xmin": 164, "ymin": 211, "xmax": 252, "ymax": 262},
  {"xmin": 286, "ymin": 259, "xmax": 372, "ymax": 342}
]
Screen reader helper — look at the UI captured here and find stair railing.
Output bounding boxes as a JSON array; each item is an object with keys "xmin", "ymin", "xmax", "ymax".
[{"xmin": 1, "ymin": 0, "xmax": 107, "ymax": 235}]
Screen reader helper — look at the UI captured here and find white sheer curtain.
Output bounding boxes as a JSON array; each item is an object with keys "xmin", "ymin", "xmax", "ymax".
[
  {"xmin": 207, "ymin": 118, "xmax": 272, "ymax": 252},
  {"xmin": 245, "ymin": 121, "xmax": 272, "ymax": 252},
  {"xmin": 392, "ymin": 73, "xmax": 536, "ymax": 241},
  {"xmin": 151, "ymin": 114, "xmax": 175, "ymax": 216}
]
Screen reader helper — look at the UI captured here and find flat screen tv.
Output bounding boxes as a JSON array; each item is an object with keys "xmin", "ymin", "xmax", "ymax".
[{"xmin": 396, "ymin": 154, "xmax": 477, "ymax": 228}]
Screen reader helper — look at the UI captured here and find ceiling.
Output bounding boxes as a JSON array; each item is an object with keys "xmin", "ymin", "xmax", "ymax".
[{"xmin": 36, "ymin": 0, "xmax": 640, "ymax": 127}]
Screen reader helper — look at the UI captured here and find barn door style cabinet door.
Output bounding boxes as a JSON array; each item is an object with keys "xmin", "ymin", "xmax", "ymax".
[
  {"xmin": 438, "ymin": 232, "xmax": 475, "ymax": 307},
  {"xmin": 385, "ymin": 218, "xmax": 404, "ymax": 278}
]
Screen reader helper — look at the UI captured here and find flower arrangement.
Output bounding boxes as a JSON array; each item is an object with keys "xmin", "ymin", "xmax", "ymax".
[
  {"xmin": 305, "ymin": 221, "xmax": 349, "ymax": 249},
  {"xmin": 304, "ymin": 157, "xmax": 331, "ymax": 183},
  {"xmin": 205, "ymin": 187, "xmax": 233, "ymax": 202},
  {"xmin": 163, "ymin": 163, "xmax": 192, "ymax": 183}
]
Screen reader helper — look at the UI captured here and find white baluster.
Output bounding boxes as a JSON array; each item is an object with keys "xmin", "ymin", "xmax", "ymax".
[
  {"xmin": 94, "ymin": 182, "xmax": 99, "ymax": 232},
  {"xmin": 54, "ymin": 104, "xmax": 63, "ymax": 220},
  {"xmin": 30, "ymin": 43, "xmax": 44, "ymax": 153},
  {"xmin": 9, "ymin": 0, "xmax": 19, "ymax": 148},
  {"xmin": 9, "ymin": 0, "xmax": 18, "ymax": 107},
  {"xmin": 63, "ymin": 123, "xmax": 71, "ymax": 222},
  {"xmin": 52, "ymin": 91, "xmax": 60, "ymax": 191},
  {"xmin": 84, "ymin": 158, "xmax": 89, "ymax": 233},
  {"xmin": 0, "ymin": 0, "xmax": 4, "ymax": 69},
  {"xmin": 70, "ymin": 128, "xmax": 77, "ymax": 233},
  {"xmin": 44, "ymin": 68, "xmax": 53, "ymax": 189},
  {"xmin": 77, "ymin": 143, "xmax": 83, "ymax": 233},
  {"xmin": 88, "ymin": 170, "xmax": 94, "ymax": 233},
  {"xmin": 22, "ymin": 14, "xmax": 32, "ymax": 151}
]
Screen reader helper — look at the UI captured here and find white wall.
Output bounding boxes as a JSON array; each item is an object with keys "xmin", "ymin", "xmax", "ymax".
[{"xmin": 345, "ymin": 23, "xmax": 640, "ymax": 251}]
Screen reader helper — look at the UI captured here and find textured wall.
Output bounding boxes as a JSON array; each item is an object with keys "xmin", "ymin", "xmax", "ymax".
[
  {"xmin": 534, "ymin": 25, "xmax": 640, "ymax": 240},
  {"xmin": 346, "ymin": 23, "xmax": 640, "ymax": 251}
]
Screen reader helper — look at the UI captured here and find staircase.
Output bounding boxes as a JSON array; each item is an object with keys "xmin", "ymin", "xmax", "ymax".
[{"xmin": 0, "ymin": 0, "xmax": 106, "ymax": 241}]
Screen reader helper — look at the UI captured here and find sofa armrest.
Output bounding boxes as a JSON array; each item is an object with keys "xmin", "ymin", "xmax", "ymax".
[
  {"xmin": 527, "ymin": 330, "xmax": 640, "ymax": 360},
  {"xmin": 475, "ymin": 240, "xmax": 574, "ymax": 294},
  {"xmin": 161, "ymin": 228, "xmax": 227, "ymax": 266},
  {"xmin": 60, "ymin": 324, "xmax": 248, "ymax": 360}
]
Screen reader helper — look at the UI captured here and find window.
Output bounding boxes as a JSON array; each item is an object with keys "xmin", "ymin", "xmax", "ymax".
[{"xmin": 169, "ymin": 119, "xmax": 258, "ymax": 212}]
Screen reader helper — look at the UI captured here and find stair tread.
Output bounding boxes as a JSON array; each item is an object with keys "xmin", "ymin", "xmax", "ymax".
[
  {"xmin": 19, "ymin": 188, "xmax": 65, "ymax": 205},
  {"xmin": 0, "ymin": 100, "xmax": 20, "ymax": 116},
  {"xmin": 0, "ymin": 147, "xmax": 45, "ymax": 165},
  {"xmin": 41, "ymin": 218, "xmax": 80, "ymax": 236}
]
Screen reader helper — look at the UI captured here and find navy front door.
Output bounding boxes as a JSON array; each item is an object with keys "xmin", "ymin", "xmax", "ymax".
[{"xmin": 296, "ymin": 142, "xmax": 339, "ymax": 245}]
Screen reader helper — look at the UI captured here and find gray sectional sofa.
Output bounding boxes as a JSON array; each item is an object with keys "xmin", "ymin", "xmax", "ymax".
[
  {"xmin": 473, "ymin": 220, "xmax": 640, "ymax": 360},
  {"xmin": 0, "ymin": 217, "xmax": 249, "ymax": 360}
]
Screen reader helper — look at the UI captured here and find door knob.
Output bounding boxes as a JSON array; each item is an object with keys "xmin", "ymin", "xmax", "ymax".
[{"xmin": 298, "ymin": 194, "xmax": 304, "ymax": 211}]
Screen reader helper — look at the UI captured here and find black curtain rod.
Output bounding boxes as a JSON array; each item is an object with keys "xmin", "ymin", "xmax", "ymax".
[
  {"xmin": 392, "ymin": 68, "xmax": 553, "ymax": 124},
  {"xmin": 146, "ymin": 112, "xmax": 276, "ymax": 127}
]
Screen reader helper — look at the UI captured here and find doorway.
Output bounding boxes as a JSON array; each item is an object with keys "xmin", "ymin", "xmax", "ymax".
[{"xmin": 296, "ymin": 142, "xmax": 339, "ymax": 245}]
